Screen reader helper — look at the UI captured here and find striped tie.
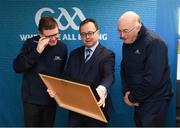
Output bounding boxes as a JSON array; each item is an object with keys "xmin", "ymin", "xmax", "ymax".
[{"xmin": 85, "ymin": 49, "xmax": 91, "ymax": 62}]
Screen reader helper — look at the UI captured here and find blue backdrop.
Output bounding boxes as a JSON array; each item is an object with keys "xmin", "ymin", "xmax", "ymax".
[{"xmin": 0, "ymin": 0, "xmax": 178, "ymax": 126}]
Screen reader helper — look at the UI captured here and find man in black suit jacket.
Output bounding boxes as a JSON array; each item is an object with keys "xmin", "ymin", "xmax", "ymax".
[{"xmin": 48, "ymin": 18, "xmax": 115, "ymax": 127}]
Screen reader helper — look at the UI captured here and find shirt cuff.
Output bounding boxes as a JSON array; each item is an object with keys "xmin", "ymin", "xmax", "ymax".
[{"xmin": 97, "ymin": 85, "xmax": 107, "ymax": 98}]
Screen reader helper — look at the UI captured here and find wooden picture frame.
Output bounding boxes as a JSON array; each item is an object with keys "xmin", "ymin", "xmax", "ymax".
[{"xmin": 39, "ymin": 74, "xmax": 107, "ymax": 123}]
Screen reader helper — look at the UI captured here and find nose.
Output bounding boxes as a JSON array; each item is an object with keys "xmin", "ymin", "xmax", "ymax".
[
  {"xmin": 85, "ymin": 34, "xmax": 90, "ymax": 39},
  {"xmin": 119, "ymin": 33, "xmax": 125, "ymax": 40},
  {"xmin": 121, "ymin": 31, "xmax": 127, "ymax": 37}
]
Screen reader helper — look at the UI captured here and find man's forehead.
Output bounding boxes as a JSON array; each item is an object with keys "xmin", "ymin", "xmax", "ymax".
[
  {"xmin": 80, "ymin": 22, "xmax": 96, "ymax": 31},
  {"xmin": 81, "ymin": 22, "xmax": 95, "ymax": 28},
  {"xmin": 119, "ymin": 12, "xmax": 139, "ymax": 26},
  {"xmin": 119, "ymin": 19, "xmax": 132, "ymax": 29},
  {"xmin": 43, "ymin": 27, "xmax": 58, "ymax": 34}
]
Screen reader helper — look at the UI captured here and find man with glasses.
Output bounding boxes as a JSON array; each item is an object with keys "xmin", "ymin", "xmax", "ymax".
[
  {"xmin": 118, "ymin": 11, "xmax": 173, "ymax": 126},
  {"xmin": 48, "ymin": 18, "xmax": 115, "ymax": 127},
  {"xmin": 13, "ymin": 16, "xmax": 67, "ymax": 127}
]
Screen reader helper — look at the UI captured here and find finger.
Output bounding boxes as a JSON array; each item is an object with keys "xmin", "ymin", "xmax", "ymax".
[
  {"xmin": 134, "ymin": 103, "xmax": 139, "ymax": 107},
  {"xmin": 98, "ymin": 98, "xmax": 106, "ymax": 107},
  {"xmin": 51, "ymin": 93, "xmax": 56, "ymax": 98},
  {"xmin": 124, "ymin": 99, "xmax": 133, "ymax": 106},
  {"xmin": 97, "ymin": 100, "xmax": 102, "ymax": 106},
  {"xmin": 102, "ymin": 102, "xmax": 105, "ymax": 108},
  {"xmin": 97, "ymin": 99, "xmax": 104, "ymax": 107},
  {"xmin": 47, "ymin": 89, "xmax": 52, "ymax": 93},
  {"xmin": 126, "ymin": 91, "xmax": 130, "ymax": 95},
  {"xmin": 47, "ymin": 89, "xmax": 56, "ymax": 98},
  {"xmin": 39, "ymin": 37, "xmax": 50, "ymax": 44}
]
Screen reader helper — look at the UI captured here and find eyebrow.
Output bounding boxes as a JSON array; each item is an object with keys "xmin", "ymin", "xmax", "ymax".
[
  {"xmin": 81, "ymin": 30, "xmax": 97, "ymax": 33},
  {"xmin": 118, "ymin": 28, "xmax": 129, "ymax": 31}
]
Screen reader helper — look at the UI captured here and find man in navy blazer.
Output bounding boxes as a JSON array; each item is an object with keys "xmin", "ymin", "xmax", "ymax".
[{"xmin": 48, "ymin": 18, "xmax": 115, "ymax": 127}]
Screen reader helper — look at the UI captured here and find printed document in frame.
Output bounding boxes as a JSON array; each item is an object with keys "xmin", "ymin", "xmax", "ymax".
[{"xmin": 39, "ymin": 74, "xmax": 107, "ymax": 123}]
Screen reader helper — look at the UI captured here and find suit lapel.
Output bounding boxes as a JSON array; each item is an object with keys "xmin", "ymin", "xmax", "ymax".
[
  {"xmin": 83, "ymin": 44, "xmax": 104, "ymax": 74},
  {"xmin": 78, "ymin": 46, "xmax": 86, "ymax": 68}
]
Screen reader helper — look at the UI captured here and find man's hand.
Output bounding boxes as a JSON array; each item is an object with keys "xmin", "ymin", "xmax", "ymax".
[
  {"xmin": 36, "ymin": 37, "xmax": 50, "ymax": 54},
  {"xmin": 124, "ymin": 91, "xmax": 139, "ymax": 107},
  {"xmin": 96, "ymin": 87, "xmax": 106, "ymax": 108},
  {"xmin": 47, "ymin": 89, "xmax": 56, "ymax": 98}
]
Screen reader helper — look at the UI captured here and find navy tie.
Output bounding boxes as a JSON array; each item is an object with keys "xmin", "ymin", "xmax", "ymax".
[{"xmin": 85, "ymin": 49, "xmax": 91, "ymax": 62}]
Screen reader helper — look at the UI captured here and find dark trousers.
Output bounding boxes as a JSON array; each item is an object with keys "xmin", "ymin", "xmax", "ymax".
[
  {"xmin": 68, "ymin": 111, "xmax": 107, "ymax": 127},
  {"xmin": 134, "ymin": 100, "xmax": 170, "ymax": 127},
  {"xmin": 23, "ymin": 102, "xmax": 56, "ymax": 127}
]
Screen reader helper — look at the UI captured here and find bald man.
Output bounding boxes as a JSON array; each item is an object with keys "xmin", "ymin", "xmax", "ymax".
[{"xmin": 118, "ymin": 11, "xmax": 173, "ymax": 127}]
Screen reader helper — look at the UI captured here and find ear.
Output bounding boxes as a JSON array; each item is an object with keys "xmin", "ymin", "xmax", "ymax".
[
  {"xmin": 136, "ymin": 24, "xmax": 141, "ymax": 32},
  {"xmin": 96, "ymin": 30, "xmax": 100, "ymax": 35}
]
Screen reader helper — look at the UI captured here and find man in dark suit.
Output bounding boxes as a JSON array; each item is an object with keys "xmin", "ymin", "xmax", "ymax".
[{"xmin": 48, "ymin": 18, "xmax": 115, "ymax": 127}]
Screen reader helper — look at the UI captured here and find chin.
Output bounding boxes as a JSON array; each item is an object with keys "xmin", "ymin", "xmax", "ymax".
[
  {"xmin": 85, "ymin": 42, "xmax": 94, "ymax": 47},
  {"xmin": 124, "ymin": 40, "xmax": 133, "ymax": 44},
  {"xmin": 124, "ymin": 42, "xmax": 131, "ymax": 44},
  {"xmin": 49, "ymin": 42, "xmax": 57, "ymax": 46},
  {"xmin": 49, "ymin": 41, "xmax": 57, "ymax": 46}
]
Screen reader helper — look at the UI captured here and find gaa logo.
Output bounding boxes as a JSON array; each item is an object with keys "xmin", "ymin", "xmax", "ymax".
[{"xmin": 35, "ymin": 7, "xmax": 86, "ymax": 30}]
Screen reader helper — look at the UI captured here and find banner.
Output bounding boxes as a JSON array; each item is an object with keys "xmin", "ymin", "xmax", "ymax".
[{"xmin": 0, "ymin": 0, "xmax": 177, "ymax": 126}]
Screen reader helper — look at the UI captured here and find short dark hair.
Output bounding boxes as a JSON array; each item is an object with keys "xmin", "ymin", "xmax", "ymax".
[
  {"xmin": 79, "ymin": 18, "xmax": 99, "ymax": 32},
  {"xmin": 38, "ymin": 16, "xmax": 58, "ymax": 34}
]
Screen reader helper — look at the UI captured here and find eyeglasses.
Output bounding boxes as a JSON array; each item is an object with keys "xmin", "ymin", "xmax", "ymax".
[
  {"xmin": 118, "ymin": 25, "xmax": 136, "ymax": 35},
  {"xmin": 44, "ymin": 33, "xmax": 60, "ymax": 39},
  {"xmin": 80, "ymin": 30, "xmax": 98, "ymax": 38}
]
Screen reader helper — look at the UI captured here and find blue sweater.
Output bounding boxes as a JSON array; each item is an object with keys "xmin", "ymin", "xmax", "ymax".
[
  {"xmin": 121, "ymin": 25, "xmax": 173, "ymax": 103},
  {"xmin": 13, "ymin": 36, "xmax": 67, "ymax": 106}
]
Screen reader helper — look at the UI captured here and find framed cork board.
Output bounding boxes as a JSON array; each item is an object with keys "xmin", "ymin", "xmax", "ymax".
[{"xmin": 39, "ymin": 74, "xmax": 107, "ymax": 123}]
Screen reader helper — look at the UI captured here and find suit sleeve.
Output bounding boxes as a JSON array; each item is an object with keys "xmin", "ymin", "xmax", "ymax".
[
  {"xmin": 13, "ymin": 41, "xmax": 40, "ymax": 73},
  {"xmin": 99, "ymin": 51, "xmax": 115, "ymax": 93},
  {"xmin": 129, "ymin": 39, "xmax": 169, "ymax": 102}
]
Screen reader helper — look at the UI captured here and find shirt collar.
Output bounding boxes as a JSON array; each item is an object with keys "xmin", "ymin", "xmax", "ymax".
[{"xmin": 85, "ymin": 41, "xmax": 99, "ymax": 52}]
